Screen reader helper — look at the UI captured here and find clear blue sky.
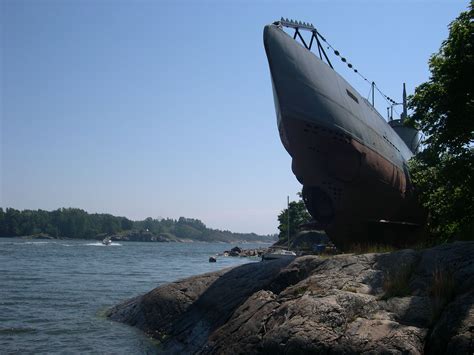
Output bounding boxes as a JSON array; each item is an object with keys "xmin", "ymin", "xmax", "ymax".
[{"xmin": 1, "ymin": 0, "xmax": 468, "ymax": 234}]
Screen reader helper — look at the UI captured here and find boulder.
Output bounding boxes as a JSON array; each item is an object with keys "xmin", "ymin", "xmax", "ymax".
[{"xmin": 229, "ymin": 246, "xmax": 243, "ymax": 256}]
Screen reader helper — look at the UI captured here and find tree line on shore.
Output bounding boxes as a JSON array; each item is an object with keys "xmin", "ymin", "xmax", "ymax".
[{"xmin": 0, "ymin": 207, "xmax": 275, "ymax": 242}]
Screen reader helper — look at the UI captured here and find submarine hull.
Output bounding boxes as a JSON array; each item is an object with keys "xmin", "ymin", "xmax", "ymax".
[{"xmin": 264, "ymin": 24, "xmax": 424, "ymax": 247}]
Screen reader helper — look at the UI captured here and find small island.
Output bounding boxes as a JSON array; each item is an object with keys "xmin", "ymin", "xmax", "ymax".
[{"xmin": 0, "ymin": 208, "xmax": 276, "ymax": 243}]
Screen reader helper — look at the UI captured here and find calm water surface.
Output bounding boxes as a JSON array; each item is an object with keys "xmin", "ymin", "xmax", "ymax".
[{"xmin": 0, "ymin": 238, "xmax": 267, "ymax": 353}]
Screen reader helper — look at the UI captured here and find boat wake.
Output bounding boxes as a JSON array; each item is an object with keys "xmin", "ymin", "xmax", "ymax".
[
  {"xmin": 15, "ymin": 241, "xmax": 87, "ymax": 247},
  {"xmin": 23, "ymin": 241, "xmax": 52, "ymax": 245},
  {"xmin": 85, "ymin": 242, "xmax": 122, "ymax": 247}
]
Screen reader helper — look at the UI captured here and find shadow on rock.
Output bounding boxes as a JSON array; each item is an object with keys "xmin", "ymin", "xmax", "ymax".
[
  {"xmin": 107, "ymin": 242, "xmax": 474, "ymax": 354},
  {"xmin": 107, "ymin": 258, "xmax": 294, "ymax": 353}
]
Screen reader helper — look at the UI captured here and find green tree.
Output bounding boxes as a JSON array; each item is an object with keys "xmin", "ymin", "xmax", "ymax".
[
  {"xmin": 408, "ymin": 5, "xmax": 473, "ymax": 242},
  {"xmin": 100, "ymin": 214, "xmax": 121, "ymax": 235},
  {"xmin": 120, "ymin": 217, "xmax": 133, "ymax": 231},
  {"xmin": 0, "ymin": 208, "xmax": 6, "ymax": 237},
  {"xmin": 5, "ymin": 208, "xmax": 21, "ymax": 236},
  {"xmin": 0, "ymin": 207, "xmax": 135, "ymax": 239},
  {"xmin": 277, "ymin": 196, "xmax": 311, "ymax": 243},
  {"xmin": 143, "ymin": 217, "xmax": 155, "ymax": 232}
]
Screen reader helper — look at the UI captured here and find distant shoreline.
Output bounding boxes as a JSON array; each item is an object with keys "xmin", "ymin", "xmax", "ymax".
[
  {"xmin": 0, "ymin": 234, "xmax": 275, "ymax": 244},
  {"xmin": 0, "ymin": 208, "xmax": 277, "ymax": 244}
]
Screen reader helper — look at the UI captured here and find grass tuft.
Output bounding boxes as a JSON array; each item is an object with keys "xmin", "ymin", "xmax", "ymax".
[
  {"xmin": 294, "ymin": 285, "xmax": 308, "ymax": 296},
  {"xmin": 350, "ymin": 243, "xmax": 395, "ymax": 255},
  {"xmin": 382, "ymin": 263, "xmax": 415, "ymax": 299},
  {"xmin": 430, "ymin": 267, "xmax": 456, "ymax": 323}
]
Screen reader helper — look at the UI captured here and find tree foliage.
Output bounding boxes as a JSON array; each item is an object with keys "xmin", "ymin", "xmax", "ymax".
[
  {"xmin": 408, "ymin": 5, "xmax": 474, "ymax": 241},
  {"xmin": 277, "ymin": 196, "xmax": 311, "ymax": 243},
  {"xmin": 0, "ymin": 207, "xmax": 132, "ymax": 239},
  {"xmin": 0, "ymin": 207, "xmax": 274, "ymax": 242},
  {"xmin": 408, "ymin": 6, "xmax": 473, "ymax": 155}
]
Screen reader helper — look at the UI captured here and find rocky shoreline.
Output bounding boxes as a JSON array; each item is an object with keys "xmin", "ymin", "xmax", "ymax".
[
  {"xmin": 219, "ymin": 246, "xmax": 269, "ymax": 257},
  {"xmin": 106, "ymin": 242, "xmax": 473, "ymax": 354}
]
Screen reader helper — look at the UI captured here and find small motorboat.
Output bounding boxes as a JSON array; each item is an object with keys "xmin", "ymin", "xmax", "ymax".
[
  {"xmin": 262, "ymin": 249, "xmax": 296, "ymax": 261},
  {"xmin": 209, "ymin": 256, "xmax": 217, "ymax": 263},
  {"xmin": 102, "ymin": 237, "xmax": 112, "ymax": 246}
]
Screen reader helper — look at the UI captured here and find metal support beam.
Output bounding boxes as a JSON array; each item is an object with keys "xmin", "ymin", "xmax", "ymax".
[
  {"xmin": 309, "ymin": 33, "xmax": 315, "ymax": 51},
  {"xmin": 295, "ymin": 29, "xmax": 309, "ymax": 49},
  {"xmin": 278, "ymin": 18, "xmax": 333, "ymax": 69},
  {"xmin": 371, "ymin": 82, "xmax": 375, "ymax": 107}
]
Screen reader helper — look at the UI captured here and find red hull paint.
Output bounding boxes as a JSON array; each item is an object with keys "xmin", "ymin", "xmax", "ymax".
[{"xmin": 281, "ymin": 117, "xmax": 424, "ymax": 246}]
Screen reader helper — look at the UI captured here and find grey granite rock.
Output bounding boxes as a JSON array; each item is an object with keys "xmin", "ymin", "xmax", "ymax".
[{"xmin": 107, "ymin": 242, "xmax": 474, "ymax": 354}]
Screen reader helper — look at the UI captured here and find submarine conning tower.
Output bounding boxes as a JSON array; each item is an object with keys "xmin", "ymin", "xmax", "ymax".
[{"xmin": 388, "ymin": 83, "xmax": 422, "ymax": 153}]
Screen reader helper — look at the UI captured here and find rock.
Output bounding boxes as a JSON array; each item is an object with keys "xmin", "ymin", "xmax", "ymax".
[
  {"xmin": 229, "ymin": 246, "xmax": 242, "ymax": 256},
  {"xmin": 220, "ymin": 247, "xmax": 269, "ymax": 258},
  {"xmin": 107, "ymin": 242, "xmax": 474, "ymax": 354},
  {"xmin": 425, "ymin": 289, "xmax": 474, "ymax": 354},
  {"xmin": 110, "ymin": 230, "xmax": 172, "ymax": 242},
  {"xmin": 273, "ymin": 229, "xmax": 330, "ymax": 252}
]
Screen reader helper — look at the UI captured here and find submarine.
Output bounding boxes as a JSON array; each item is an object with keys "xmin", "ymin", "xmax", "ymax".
[{"xmin": 264, "ymin": 19, "xmax": 425, "ymax": 247}]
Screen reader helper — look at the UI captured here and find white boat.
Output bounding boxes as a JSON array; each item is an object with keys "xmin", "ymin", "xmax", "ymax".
[
  {"xmin": 262, "ymin": 249, "xmax": 296, "ymax": 260},
  {"xmin": 102, "ymin": 237, "xmax": 112, "ymax": 246}
]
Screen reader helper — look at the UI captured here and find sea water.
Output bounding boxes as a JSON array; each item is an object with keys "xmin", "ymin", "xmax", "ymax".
[{"xmin": 0, "ymin": 238, "xmax": 267, "ymax": 353}]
